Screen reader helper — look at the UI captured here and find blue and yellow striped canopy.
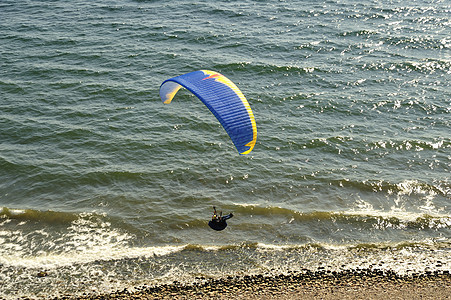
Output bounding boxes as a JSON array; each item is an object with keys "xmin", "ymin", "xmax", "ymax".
[{"xmin": 160, "ymin": 70, "xmax": 257, "ymax": 155}]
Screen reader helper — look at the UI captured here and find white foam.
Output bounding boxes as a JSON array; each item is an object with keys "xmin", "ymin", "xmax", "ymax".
[
  {"xmin": 256, "ymin": 243, "xmax": 292, "ymax": 251},
  {"xmin": 232, "ymin": 202, "xmax": 255, "ymax": 207},
  {"xmin": 343, "ymin": 209, "xmax": 451, "ymax": 228},
  {"xmin": 0, "ymin": 245, "xmax": 186, "ymax": 269},
  {"xmin": 0, "ymin": 212, "xmax": 187, "ymax": 269}
]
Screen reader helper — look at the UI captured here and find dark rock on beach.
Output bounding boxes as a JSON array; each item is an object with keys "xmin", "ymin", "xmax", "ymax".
[{"xmin": 70, "ymin": 269, "xmax": 451, "ymax": 300}]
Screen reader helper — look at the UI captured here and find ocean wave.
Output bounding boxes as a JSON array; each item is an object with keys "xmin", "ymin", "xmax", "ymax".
[
  {"xmin": 174, "ymin": 240, "xmax": 451, "ymax": 254},
  {"xmin": 2, "ymin": 239, "xmax": 449, "ymax": 299},
  {"xmin": 0, "ymin": 208, "xmax": 138, "ymax": 269},
  {"xmin": 264, "ymin": 134, "xmax": 449, "ymax": 159},
  {"xmin": 339, "ymin": 30, "xmax": 379, "ymax": 37},
  {"xmin": 0, "ymin": 80, "xmax": 27, "ymax": 94},
  {"xmin": 213, "ymin": 61, "xmax": 329, "ymax": 76},
  {"xmin": 232, "ymin": 204, "xmax": 451, "ymax": 230},
  {"xmin": 329, "ymin": 178, "xmax": 448, "ymax": 196},
  {"xmin": 0, "ymin": 244, "xmax": 185, "ymax": 269},
  {"xmin": 385, "ymin": 35, "xmax": 449, "ymax": 50},
  {"xmin": 361, "ymin": 59, "xmax": 451, "ymax": 74},
  {"xmin": 2, "ymin": 238, "xmax": 449, "ymax": 271},
  {"xmin": 0, "ymin": 207, "xmax": 79, "ymax": 225}
]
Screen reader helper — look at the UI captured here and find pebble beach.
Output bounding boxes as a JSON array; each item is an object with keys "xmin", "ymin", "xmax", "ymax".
[{"xmin": 71, "ymin": 269, "xmax": 451, "ymax": 300}]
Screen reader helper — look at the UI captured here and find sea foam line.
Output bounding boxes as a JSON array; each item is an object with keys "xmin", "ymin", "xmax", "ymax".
[{"xmin": 0, "ymin": 245, "xmax": 186, "ymax": 269}]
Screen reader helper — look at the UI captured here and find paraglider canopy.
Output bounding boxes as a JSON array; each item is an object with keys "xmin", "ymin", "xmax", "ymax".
[{"xmin": 159, "ymin": 70, "xmax": 257, "ymax": 155}]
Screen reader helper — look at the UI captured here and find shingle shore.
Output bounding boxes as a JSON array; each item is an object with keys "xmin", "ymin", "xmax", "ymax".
[{"xmin": 69, "ymin": 269, "xmax": 450, "ymax": 299}]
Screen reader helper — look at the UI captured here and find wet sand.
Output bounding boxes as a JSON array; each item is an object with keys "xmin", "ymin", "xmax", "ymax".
[{"xmin": 72, "ymin": 269, "xmax": 451, "ymax": 300}]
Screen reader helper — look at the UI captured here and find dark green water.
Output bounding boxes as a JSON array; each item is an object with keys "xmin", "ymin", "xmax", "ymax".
[{"xmin": 0, "ymin": 0, "xmax": 449, "ymax": 298}]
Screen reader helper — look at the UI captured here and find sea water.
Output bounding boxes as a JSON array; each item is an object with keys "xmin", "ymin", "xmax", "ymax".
[{"xmin": 0, "ymin": 0, "xmax": 449, "ymax": 298}]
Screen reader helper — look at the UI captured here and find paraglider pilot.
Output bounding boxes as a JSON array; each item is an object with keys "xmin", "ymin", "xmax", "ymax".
[{"xmin": 208, "ymin": 206, "xmax": 233, "ymax": 231}]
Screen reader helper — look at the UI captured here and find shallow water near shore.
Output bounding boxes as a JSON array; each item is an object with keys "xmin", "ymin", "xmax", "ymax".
[{"xmin": 0, "ymin": 0, "xmax": 450, "ymax": 298}]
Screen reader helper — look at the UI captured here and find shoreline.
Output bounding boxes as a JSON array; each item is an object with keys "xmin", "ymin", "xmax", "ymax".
[{"xmin": 73, "ymin": 269, "xmax": 451, "ymax": 300}]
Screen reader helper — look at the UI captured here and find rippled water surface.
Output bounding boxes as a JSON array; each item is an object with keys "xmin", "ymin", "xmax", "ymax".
[{"xmin": 0, "ymin": 0, "xmax": 450, "ymax": 298}]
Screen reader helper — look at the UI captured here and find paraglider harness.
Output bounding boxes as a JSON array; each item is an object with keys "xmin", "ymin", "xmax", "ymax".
[{"xmin": 209, "ymin": 206, "xmax": 233, "ymax": 231}]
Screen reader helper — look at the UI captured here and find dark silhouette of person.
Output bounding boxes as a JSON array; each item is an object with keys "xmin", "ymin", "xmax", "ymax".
[{"xmin": 208, "ymin": 206, "xmax": 233, "ymax": 231}]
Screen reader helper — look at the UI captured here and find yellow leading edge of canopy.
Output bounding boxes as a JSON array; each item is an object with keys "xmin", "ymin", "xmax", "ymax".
[{"xmin": 201, "ymin": 70, "xmax": 257, "ymax": 154}]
